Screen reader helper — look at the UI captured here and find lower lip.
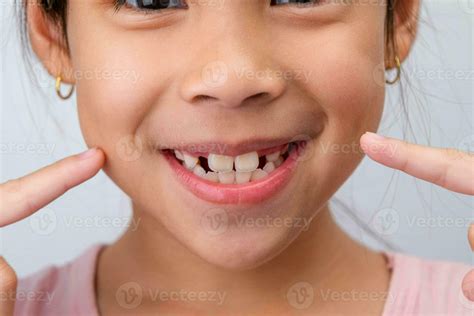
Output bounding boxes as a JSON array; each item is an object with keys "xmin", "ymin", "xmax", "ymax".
[{"xmin": 163, "ymin": 145, "xmax": 302, "ymax": 205}]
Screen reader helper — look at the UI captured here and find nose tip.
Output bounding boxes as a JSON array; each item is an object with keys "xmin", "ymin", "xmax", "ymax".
[{"xmin": 179, "ymin": 61, "xmax": 287, "ymax": 108}]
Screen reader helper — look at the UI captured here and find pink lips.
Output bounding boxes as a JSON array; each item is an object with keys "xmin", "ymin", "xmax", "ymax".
[{"xmin": 163, "ymin": 144, "xmax": 302, "ymax": 205}]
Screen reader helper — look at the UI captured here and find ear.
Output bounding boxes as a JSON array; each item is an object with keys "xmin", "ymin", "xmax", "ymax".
[
  {"xmin": 386, "ymin": 0, "xmax": 421, "ymax": 68},
  {"xmin": 27, "ymin": 2, "xmax": 75, "ymax": 84}
]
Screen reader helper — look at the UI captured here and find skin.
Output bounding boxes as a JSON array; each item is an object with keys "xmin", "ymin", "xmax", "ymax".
[{"xmin": 1, "ymin": 0, "xmax": 473, "ymax": 315}]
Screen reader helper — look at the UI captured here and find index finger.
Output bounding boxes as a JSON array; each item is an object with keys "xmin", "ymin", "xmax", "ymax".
[
  {"xmin": 360, "ymin": 132, "xmax": 474, "ymax": 195},
  {"xmin": 0, "ymin": 148, "xmax": 105, "ymax": 227}
]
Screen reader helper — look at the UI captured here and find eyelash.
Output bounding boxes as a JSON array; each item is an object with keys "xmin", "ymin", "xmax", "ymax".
[
  {"xmin": 113, "ymin": 0, "xmax": 187, "ymax": 15},
  {"xmin": 113, "ymin": 0, "xmax": 326, "ymax": 15}
]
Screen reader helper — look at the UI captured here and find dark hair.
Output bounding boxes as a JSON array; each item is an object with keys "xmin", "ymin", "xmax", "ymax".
[{"xmin": 19, "ymin": 0, "xmax": 408, "ymax": 60}]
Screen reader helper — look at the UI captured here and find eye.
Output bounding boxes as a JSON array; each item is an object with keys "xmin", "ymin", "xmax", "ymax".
[
  {"xmin": 270, "ymin": 0, "xmax": 326, "ymax": 6},
  {"xmin": 114, "ymin": 0, "xmax": 188, "ymax": 14}
]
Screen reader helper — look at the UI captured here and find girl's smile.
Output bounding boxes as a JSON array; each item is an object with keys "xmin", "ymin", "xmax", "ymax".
[{"xmin": 162, "ymin": 140, "xmax": 303, "ymax": 204}]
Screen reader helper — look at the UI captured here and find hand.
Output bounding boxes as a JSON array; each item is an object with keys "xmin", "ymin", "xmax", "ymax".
[
  {"xmin": 0, "ymin": 148, "xmax": 105, "ymax": 315},
  {"xmin": 360, "ymin": 132, "xmax": 474, "ymax": 301}
]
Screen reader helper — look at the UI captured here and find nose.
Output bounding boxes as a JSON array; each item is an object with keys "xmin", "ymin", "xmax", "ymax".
[{"xmin": 179, "ymin": 29, "xmax": 287, "ymax": 109}]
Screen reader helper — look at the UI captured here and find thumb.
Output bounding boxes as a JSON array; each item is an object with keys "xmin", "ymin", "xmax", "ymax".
[{"xmin": 0, "ymin": 256, "xmax": 17, "ymax": 316}]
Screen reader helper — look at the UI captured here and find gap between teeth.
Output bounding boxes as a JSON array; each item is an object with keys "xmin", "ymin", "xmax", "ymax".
[{"xmin": 174, "ymin": 146, "xmax": 289, "ymax": 184}]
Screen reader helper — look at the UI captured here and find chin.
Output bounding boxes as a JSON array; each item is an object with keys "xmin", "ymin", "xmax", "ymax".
[{"xmin": 189, "ymin": 225, "xmax": 303, "ymax": 271}]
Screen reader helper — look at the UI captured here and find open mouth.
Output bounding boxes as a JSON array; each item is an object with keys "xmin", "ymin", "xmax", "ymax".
[
  {"xmin": 166, "ymin": 142, "xmax": 297, "ymax": 184},
  {"xmin": 161, "ymin": 141, "xmax": 305, "ymax": 204}
]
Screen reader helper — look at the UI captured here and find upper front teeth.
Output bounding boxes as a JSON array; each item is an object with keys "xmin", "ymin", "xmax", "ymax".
[
  {"xmin": 173, "ymin": 144, "xmax": 291, "ymax": 184},
  {"xmin": 208, "ymin": 154, "xmax": 234, "ymax": 172},
  {"xmin": 235, "ymin": 152, "xmax": 259, "ymax": 172}
]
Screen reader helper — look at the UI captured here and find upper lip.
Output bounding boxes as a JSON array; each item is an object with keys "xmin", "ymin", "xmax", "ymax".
[{"xmin": 157, "ymin": 137, "xmax": 305, "ymax": 157}]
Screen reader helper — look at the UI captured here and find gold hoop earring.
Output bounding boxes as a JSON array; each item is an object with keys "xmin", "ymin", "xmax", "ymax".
[
  {"xmin": 385, "ymin": 56, "xmax": 401, "ymax": 85},
  {"xmin": 55, "ymin": 74, "xmax": 75, "ymax": 100}
]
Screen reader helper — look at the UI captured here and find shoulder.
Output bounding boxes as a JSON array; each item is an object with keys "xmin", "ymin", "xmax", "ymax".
[
  {"xmin": 14, "ymin": 244, "xmax": 105, "ymax": 316},
  {"xmin": 382, "ymin": 251, "xmax": 474, "ymax": 316}
]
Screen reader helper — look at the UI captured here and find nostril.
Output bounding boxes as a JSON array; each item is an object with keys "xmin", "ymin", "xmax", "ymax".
[
  {"xmin": 192, "ymin": 95, "xmax": 217, "ymax": 103},
  {"xmin": 190, "ymin": 92, "xmax": 269, "ymax": 107},
  {"xmin": 244, "ymin": 92, "xmax": 269, "ymax": 103}
]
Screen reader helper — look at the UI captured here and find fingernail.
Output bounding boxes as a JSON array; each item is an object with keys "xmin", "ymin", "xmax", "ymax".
[
  {"xmin": 365, "ymin": 132, "xmax": 386, "ymax": 142},
  {"xmin": 469, "ymin": 223, "xmax": 474, "ymax": 251},
  {"xmin": 78, "ymin": 147, "xmax": 98, "ymax": 160}
]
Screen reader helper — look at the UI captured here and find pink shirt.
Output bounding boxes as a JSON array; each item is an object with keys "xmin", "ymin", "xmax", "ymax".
[{"xmin": 13, "ymin": 244, "xmax": 473, "ymax": 315}]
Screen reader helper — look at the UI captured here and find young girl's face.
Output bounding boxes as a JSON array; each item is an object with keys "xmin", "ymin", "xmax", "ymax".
[{"xmin": 56, "ymin": 1, "xmax": 388, "ymax": 269}]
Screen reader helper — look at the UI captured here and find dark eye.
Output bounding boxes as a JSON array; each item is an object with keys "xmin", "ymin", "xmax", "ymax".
[
  {"xmin": 270, "ymin": 0, "xmax": 324, "ymax": 5},
  {"xmin": 114, "ymin": 0, "xmax": 188, "ymax": 13}
]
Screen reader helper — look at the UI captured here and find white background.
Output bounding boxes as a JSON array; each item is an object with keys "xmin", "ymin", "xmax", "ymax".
[{"xmin": 1, "ymin": 0, "xmax": 473, "ymax": 277}]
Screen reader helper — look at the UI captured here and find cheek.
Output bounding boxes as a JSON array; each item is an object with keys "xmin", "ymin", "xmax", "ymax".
[
  {"xmin": 294, "ymin": 24, "xmax": 386, "ymax": 140},
  {"xmin": 72, "ymin": 41, "xmax": 168, "ymax": 153},
  {"xmin": 320, "ymin": 49, "xmax": 385, "ymax": 136},
  {"xmin": 281, "ymin": 23, "xmax": 386, "ymax": 203}
]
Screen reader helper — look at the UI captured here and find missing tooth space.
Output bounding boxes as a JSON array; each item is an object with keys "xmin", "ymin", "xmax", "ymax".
[{"xmin": 169, "ymin": 141, "xmax": 300, "ymax": 172}]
